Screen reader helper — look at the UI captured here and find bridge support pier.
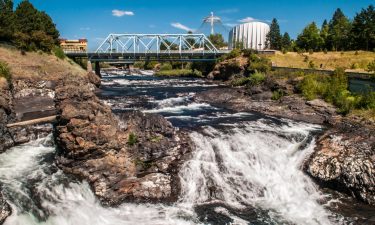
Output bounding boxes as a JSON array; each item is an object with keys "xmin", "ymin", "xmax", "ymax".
[{"xmin": 95, "ymin": 61, "xmax": 101, "ymax": 78}]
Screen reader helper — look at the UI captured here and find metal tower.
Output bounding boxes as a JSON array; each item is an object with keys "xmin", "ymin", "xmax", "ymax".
[{"xmin": 202, "ymin": 12, "xmax": 222, "ymax": 35}]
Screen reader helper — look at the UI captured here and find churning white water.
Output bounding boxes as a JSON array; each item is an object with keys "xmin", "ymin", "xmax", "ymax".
[{"xmin": 0, "ymin": 117, "xmax": 334, "ymax": 225}]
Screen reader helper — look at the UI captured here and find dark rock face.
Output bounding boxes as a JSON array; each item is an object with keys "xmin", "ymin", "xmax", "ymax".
[
  {"xmin": 54, "ymin": 76, "xmax": 190, "ymax": 205},
  {"xmin": 0, "ymin": 86, "xmax": 14, "ymax": 153},
  {"xmin": 0, "ymin": 188, "xmax": 11, "ymax": 225},
  {"xmin": 305, "ymin": 121, "xmax": 375, "ymax": 205}
]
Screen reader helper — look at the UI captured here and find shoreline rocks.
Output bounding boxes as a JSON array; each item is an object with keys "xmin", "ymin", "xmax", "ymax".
[
  {"xmin": 0, "ymin": 187, "xmax": 11, "ymax": 225},
  {"xmin": 305, "ymin": 120, "xmax": 375, "ymax": 205},
  {"xmin": 54, "ymin": 75, "xmax": 191, "ymax": 205}
]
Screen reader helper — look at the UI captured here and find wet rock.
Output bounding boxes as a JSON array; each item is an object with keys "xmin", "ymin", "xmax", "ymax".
[
  {"xmin": 0, "ymin": 188, "xmax": 11, "ymax": 224},
  {"xmin": 54, "ymin": 76, "xmax": 191, "ymax": 205},
  {"xmin": 305, "ymin": 121, "xmax": 375, "ymax": 205},
  {"xmin": 0, "ymin": 87, "xmax": 14, "ymax": 153}
]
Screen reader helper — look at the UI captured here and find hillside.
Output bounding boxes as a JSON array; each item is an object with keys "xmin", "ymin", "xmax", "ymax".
[
  {"xmin": 267, "ymin": 51, "xmax": 375, "ymax": 73},
  {"xmin": 0, "ymin": 45, "xmax": 86, "ymax": 83}
]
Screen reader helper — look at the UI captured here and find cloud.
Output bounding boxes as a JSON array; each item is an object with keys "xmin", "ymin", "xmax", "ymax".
[
  {"xmin": 218, "ymin": 8, "xmax": 239, "ymax": 14},
  {"xmin": 80, "ymin": 27, "xmax": 91, "ymax": 31},
  {"xmin": 171, "ymin": 22, "xmax": 194, "ymax": 32},
  {"xmin": 149, "ymin": 24, "xmax": 156, "ymax": 28},
  {"xmin": 112, "ymin": 9, "xmax": 134, "ymax": 17},
  {"xmin": 238, "ymin": 17, "xmax": 257, "ymax": 23}
]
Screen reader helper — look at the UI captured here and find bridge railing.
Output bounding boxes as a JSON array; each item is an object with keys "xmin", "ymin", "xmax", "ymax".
[{"xmin": 95, "ymin": 34, "xmax": 220, "ymax": 55}]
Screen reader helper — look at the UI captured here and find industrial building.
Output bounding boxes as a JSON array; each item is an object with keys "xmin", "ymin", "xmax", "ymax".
[
  {"xmin": 59, "ymin": 39, "xmax": 88, "ymax": 53},
  {"xmin": 228, "ymin": 22, "xmax": 270, "ymax": 50}
]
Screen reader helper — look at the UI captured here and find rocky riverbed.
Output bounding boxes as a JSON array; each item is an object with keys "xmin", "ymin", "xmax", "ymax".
[{"xmin": 54, "ymin": 75, "xmax": 192, "ymax": 205}]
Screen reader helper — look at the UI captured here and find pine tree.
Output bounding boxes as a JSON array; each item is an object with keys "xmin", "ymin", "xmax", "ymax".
[
  {"xmin": 327, "ymin": 8, "xmax": 352, "ymax": 51},
  {"xmin": 350, "ymin": 5, "xmax": 375, "ymax": 51},
  {"xmin": 39, "ymin": 11, "xmax": 60, "ymax": 44},
  {"xmin": 296, "ymin": 22, "xmax": 324, "ymax": 51},
  {"xmin": 266, "ymin": 18, "xmax": 282, "ymax": 50},
  {"xmin": 0, "ymin": 0, "xmax": 15, "ymax": 42},
  {"xmin": 281, "ymin": 32, "xmax": 292, "ymax": 50},
  {"xmin": 320, "ymin": 20, "xmax": 329, "ymax": 50}
]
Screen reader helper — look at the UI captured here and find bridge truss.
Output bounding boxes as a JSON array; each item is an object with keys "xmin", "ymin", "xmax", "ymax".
[{"xmin": 65, "ymin": 34, "xmax": 229, "ymax": 62}]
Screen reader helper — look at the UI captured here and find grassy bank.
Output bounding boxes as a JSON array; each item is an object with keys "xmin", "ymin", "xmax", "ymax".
[
  {"xmin": 267, "ymin": 51, "xmax": 375, "ymax": 73},
  {"xmin": 155, "ymin": 69, "xmax": 203, "ymax": 78},
  {"xmin": 0, "ymin": 46, "xmax": 85, "ymax": 81}
]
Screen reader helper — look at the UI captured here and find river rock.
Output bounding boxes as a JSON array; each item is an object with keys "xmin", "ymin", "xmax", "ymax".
[
  {"xmin": 0, "ymin": 188, "xmax": 11, "ymax": 225},
  {"xmin": 305, "ymin": 120, "xmax": 375, "ymax": 205},
  {"xmin": 54, "ymin": 75, "xmax": 191, "ymax": 205},
  {"xmin": 0, "ymin": 86, "xmax": 14, "ymax": 153}
]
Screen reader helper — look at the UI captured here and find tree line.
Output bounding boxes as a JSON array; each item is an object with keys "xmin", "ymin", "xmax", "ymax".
[
  {"xmin": 0, "ymin": 0, "xmax": 59, "ymax": 52},
  {"xmin": 267, "ymin": 5, "xmax": 375, "ymax": 52}
]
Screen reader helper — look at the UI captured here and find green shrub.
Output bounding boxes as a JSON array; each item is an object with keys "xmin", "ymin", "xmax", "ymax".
[
  {"xmin": 272, "ymin": 89, "xmax": 285, "ymax": 100},
  {"xmin": 351, "ymin": 63, "xmax": 359, "ymax": 69},
  {"xmin": 247, "ymin": 55, "xmax": 271, "ymax": 74},
  {"xmin": 248, "ymin": 72, "xmax": 266, "ymax": 86},
  {"xmin": 367, "ymin": 60, "xmax": 375, "ymax": 73},
  {"xmin": 308, "ymin": 49, "xmax": 314, "ymax": 55},
  {"xmin": 127, "ymin": 133, "xmax": 138, "ymax": 146},
  {"xmin": 308, "ymin": 61, "xmax": 315, "ymax": 69},
  {"xmin": 160, "ymin": 62, "xmax": 173, "ymax": 71},
  {"xmin": 226, "ymin": 48, "xmax": 241, "ymax": 59},
  {"xmin": 324, "ymin": 49, "xmax": 328, "ymax": 54},
  {"xmin": 303, "ymin": 55, "xmax": 309, "ymax": 62},
  {"xmin": 155, "ymin": 69, "xmax": 203, "ymax": 77},
  {"xmin": 134, "ymin": 61, "xmax": 145, "ymax": 69},
  {"xmin": 53, "ymin": 46, "xmax": 65, "ymax": 59},
  {"xmin": 242, "ymin": 49, "xmax": 256, "ymax": 57},
  {"xmin": 231, "ymin": 77, "xmax": 250, "ymax": 86},
  {"xmin": 0, "ymin": 61, "xmax": 11, "ymax": 83}
]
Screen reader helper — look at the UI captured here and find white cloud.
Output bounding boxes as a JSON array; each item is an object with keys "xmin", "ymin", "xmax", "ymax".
[
  {"xmin": 238, "ymin": 17, "xmax": 257, "ymax": 23},
  {"xmin": 171, "ymin": 22, "xmax": 194, "ymax": 32},
  {"xmin": 112, "ymin": 9, "xmax": 134, "ymax": 17},
  {"xmin": 149, "ymin": 24, "xmax": 156, "ymax": 28},
  {"xmin": 80, "ymin": 27, "xmax": 91, "ymax": 31}
]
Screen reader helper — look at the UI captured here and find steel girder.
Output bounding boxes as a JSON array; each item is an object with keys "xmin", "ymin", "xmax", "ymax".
[{"xmin": 95, "ymin": 34, "xmax": 220, "ymax": 55}]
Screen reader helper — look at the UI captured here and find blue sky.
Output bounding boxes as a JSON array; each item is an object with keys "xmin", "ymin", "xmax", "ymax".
[{"xmin": 14, "ymin": 0, "xmax": 373, "ymax": 50}]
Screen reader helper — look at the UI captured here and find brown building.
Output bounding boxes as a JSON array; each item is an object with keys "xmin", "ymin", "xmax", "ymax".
[{"xmin": 59, "ymin": 39, "xmax": 88, "ymax": 53}]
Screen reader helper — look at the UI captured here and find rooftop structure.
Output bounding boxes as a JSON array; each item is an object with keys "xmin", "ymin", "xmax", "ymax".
[{"xmin": 59, "ymin": 39, "xmax": 88, "ymax": 53}]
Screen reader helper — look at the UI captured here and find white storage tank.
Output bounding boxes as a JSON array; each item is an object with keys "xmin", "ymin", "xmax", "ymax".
[{"xmin": 229, "ymin": 22, "xmax": 270, "ymax": 50}]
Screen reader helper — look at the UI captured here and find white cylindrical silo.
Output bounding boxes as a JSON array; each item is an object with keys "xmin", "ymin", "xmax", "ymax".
[{"xmin": 229, "ymin": 22, "xmax": 270, "ymax": 50}]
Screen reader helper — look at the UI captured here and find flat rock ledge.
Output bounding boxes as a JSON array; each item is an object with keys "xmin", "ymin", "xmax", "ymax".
[
  {"xmin": 305, "ymin": 120, "xmax": 375, "ymax": 205},
  {"xmin": 54, "ymin": 75, "xmax": 191, "ymax": 205}
]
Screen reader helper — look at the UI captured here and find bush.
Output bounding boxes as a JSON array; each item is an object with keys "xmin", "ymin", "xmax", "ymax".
[
  {"xmin": 272, "ymin": 89, "xmax": 285, "ymax": 101},
  {"xmin": 308, "ymin": 49, "xmax": 314, "ymax": 55},
  {"xmin": 248, "ymin": 72, "xmax": 266, "ymax": 86},
  {"xmin": 0, "ymin": 61, "xmax": 11, "ymax": 83},
  {"xmin": 160, "ymin": 63, "xmax": 172, "ymax": 71},
  {"xmin": 155, "ymin": 69, "xmax": 203, "ymax": 77},
  {"xmin": 53, "ymin": 46, "xmax": 65, "ymax": 59},
  {"xmin": 226, "ymin": 48, "xmax": 241, "ymax": 59},
  {"xmin": 127, "ymin": 133, "xmax": 138, "ymax": 146},
  {"xmin": 367, "ymin": 60, "xmax": 375, "ymax": 73},
  {"xmin": 231, "ymin": 77, "xmax": 250, "ymax": 86},
  {"xmin": 134, "ymin": 61, "xmax": 145, "ymax": 69},
  {"xmin": 308, "ymin": 61, "xmax": 315, "ymax": 69},
  {"xmin": 247, "ymin": 55, "xmax": 271, "ymax": 74}
]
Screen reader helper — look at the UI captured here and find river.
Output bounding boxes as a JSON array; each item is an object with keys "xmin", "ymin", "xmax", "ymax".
[{"xmin": 1, "ymin": 72, "xmax": 374, "ymax": 225}]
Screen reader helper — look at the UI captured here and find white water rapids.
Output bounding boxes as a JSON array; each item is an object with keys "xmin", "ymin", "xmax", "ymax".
[{"xmin": 0, "ymin": 118, "xmax": 334, "ymax": 224}]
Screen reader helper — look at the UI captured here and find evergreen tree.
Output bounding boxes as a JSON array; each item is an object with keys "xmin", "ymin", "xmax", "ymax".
[
  {"xmin": 266, "ymin": 18, "xmax": 282, "ymax": 50},
  {"xmin": 296, "ymin": 22, "xmax": 324, "ymax": 51},
  {"xmin": 13, "ymin": 0, "xmax": 59, "ymax": 51},
  {"xmin": 0, "ymin": 0, "xmax": 15, "ymax": 42},
  {"xmin": 320, "ymin": 19, "xmax": 329, "ymax": 49},
  {"xmin": 281, "ymin": 32, "xmax": 292, "ymax": 50},
  {"xmin": 350, "ymin": 5, "xmax": 375, "ymax": 51},
  {"xmin": 208, "ymin": 33, "xmax": 226, "ymax": 49},
  {"xmin": 327, "ymin": 8, "xmax": 352, "ymax": 51},
  {"xmin": 39, "ymin": 11, "xmax": 60, "ymax": 44}
]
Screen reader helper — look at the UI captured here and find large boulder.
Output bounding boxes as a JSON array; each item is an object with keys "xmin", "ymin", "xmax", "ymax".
[
  {"xmin": 54, "ymin": 76, "xmax": 190, "ymax": 205},
  {"xmin": 305, "ymin": 121, "xmax": 375, "ymax": 205}
]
